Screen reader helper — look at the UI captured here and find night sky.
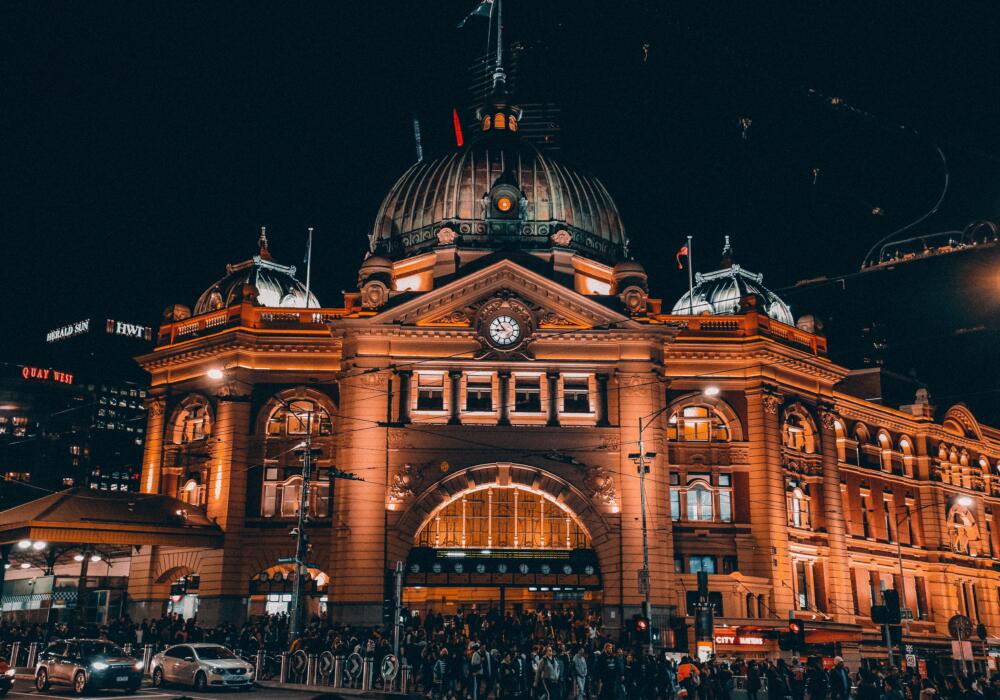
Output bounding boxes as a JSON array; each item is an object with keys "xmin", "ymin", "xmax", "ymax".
[{"xmin": 2, "ymin": 2, "xmax": 998, "ymax": 363}]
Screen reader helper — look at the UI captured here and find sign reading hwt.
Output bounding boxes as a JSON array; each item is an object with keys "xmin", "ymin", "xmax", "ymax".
[
  {"xmin": 106, "ymin": 319, "xmax": 152, "ymax": 340},
  {"xmin": 46, "ymin": 319, "xmax": 90, "ymax": 343}
]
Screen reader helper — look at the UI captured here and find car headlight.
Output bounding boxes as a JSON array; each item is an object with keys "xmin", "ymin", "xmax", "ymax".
[
  {"xmin": 4, "ymin": 667, "xmax": 15, "ymax": 677},
  {"xmin": 134, "ymin": 661, "xmax": 144, "ymax": 670},
  {"xmin": 91, "ymin": 661, "xmax": 109, "ymax": 671},
  {"xmin": 209, "ymin": 666, "xmax": 226, "ymax": 674}
]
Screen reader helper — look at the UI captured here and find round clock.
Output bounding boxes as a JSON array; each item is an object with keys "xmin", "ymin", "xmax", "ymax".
[{"xmin": 488, "ymin": 315, "xmax": 521, "ymax": 347}]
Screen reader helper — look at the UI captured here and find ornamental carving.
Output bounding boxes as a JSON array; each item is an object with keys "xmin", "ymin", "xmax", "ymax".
[
  {"xmin": 599, "ymin": 434, "xmax": 621, "ymax": 451},
  {"xmin": 436, "ymin": 227, "xmax": 457, "ymax": 245},
  {"xmin": 428, "ymin": 310, "xmax": 471, "ymax": 325},
  {"xmin": 584, "ymin": 464, "xmax": 617, "ymax": 509},
  {"xmin": 761, "ymin": 393, "xmax": 782, "ymax": 415},
  {"xmin": 387, "ymin": 430, "xmax": 410, "ymax": 449},
  {"xmin": 216, "ymin": 380, "xmax": 251, "ymax": 400},
  {"xmin": 539, "ymin": 311, "xmax": 575, "ymax": 327},
  {"xmin": 730, "ymin": 446, "xmax": 750, "ymax": 464},
  {"xmin": 388, "ymin": 463, "xmax": 415, "ymax": 506},
  {"xmin": 360, "ymin": 280, "xmax": 390, "ymax": 310},
  {"xmin": 146, "ymin": 395, "xmax": 166, "ymax": 417},
  {"xmin": 550, "ymin": 230, "xmax": 572, "ymax": 247},
  {"xmin": 617, "ymin": 374, "xmax": 652, "ymax": 398},
  {"xmin": 948, "ymin": 503, "xmax": 980, "ymax": 556},
  {"xmin": 818, "ymin": 409, "xmax": 839, "ymax": 431},
  {"xmin": 619, "ymin": 286, "xmax": 648, "ymax": 315}
]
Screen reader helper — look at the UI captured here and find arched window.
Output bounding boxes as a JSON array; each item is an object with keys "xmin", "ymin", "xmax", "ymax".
[
  {"xmin": 180, "ymin": 478, "xmax": 203, "ymax": 507},
  {"xmin": 782, "ymin": 413, "xmax": 817, "ymax": 453},
  {"xmin": 482, "ymin": 115, "xmax": 491, "ymax": 131},
  {"xmin": 494, "ymin": 113, "xmax": 506, "ymax": 129},
  {"xmin": 415, "ymin": 485, "xmax": 591, "ymax": 550},
  {"xmin": 686, "ymin": 483, "xmax": 714, "ymax": 521},
  {"xmin": 509, "ymin": 116, "xmax": 518, "ymax": 132},
  {"xmin": 833, "ymin": 420, "xmax": 847, "ymax": 462},
  {"xmin": 667, "ymin": 406, "xmax": 729, "ymax": 442},
  {"xmin": 172, "ymin": 400, "xmax": 211, "ymax": 444},
  {"xmin": 265, "ymin": 400, "xmax": 332, "ymax": 437},
  {"xmin": 262, "ymin": 475, "xmax": 330, "ymax": 519},
  {"xmin": 786, "ymin": 483, "xmax": 810, "ymax": 528}
]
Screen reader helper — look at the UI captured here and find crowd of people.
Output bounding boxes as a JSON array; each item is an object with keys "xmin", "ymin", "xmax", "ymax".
[{"xmin": 3, "ymin": 606, "xmax": 1000, "ymax": 700}]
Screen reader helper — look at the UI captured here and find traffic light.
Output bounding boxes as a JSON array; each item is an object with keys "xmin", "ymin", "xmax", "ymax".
[
  {"xmin": 787, "ymin": 621, "xmax": 806, "ymax": 650},
  {"xmin": 882, "ymin": 589, "xmax": 901, "ymax": 624},
  {"xmin": 871, "ymin": 605, "xmax": 889, "ymax": 625},
  {"xmin": 635, "ymin": 616, "xmax": 650, "ymax": 634}
]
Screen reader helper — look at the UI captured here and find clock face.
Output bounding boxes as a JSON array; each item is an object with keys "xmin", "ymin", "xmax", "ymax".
[{"xmin": 489, "ymin": 315, "xmax": 521, "ymax": 347}]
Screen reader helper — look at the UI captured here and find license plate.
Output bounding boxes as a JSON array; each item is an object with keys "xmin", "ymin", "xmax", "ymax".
[{"xmin": 116, "ymin": 675, "xmax": 129, "ymax": 682}]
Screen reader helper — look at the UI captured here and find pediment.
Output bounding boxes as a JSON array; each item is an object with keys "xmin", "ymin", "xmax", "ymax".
[{"xmin": 370, "ymin": 259, "xmax": 636, "ymax": 331}]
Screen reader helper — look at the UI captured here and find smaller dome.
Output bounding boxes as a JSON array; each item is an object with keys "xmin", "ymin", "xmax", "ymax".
[
  {"xmin": 672, "ymin": 264, "xmax": 793, "ymax": 325},
  {"xmin": 193, "ymin": 228, "xmax": 319, "ymax": 315},
  {"xmin": 613, "ymin": 260, "xmax": 646, "ymax": 276}
]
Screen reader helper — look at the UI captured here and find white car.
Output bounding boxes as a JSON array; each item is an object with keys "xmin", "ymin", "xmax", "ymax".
[{"xmin": 150, "ymin": 643, "xmax": 254, "ymax": 691}]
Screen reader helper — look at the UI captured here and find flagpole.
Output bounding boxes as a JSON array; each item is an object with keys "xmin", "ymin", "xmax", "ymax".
[
  {"xmin": 305, "ymin": 227, "xmax": 314, "ymax": 309},
  {"xmin": 687, "ymin": 234, "xmax": 695, "ymax": 315}
]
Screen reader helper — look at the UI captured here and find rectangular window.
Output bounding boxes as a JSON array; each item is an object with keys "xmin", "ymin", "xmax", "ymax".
[
  {"xmin": 688, "ymin": 555, "xmax": 716, "ymax": 574},
  {"xmin": 280, "ymin": 481, "xmax": 301, "ymax": 517},
  {"xmin": 670, "ymin": 489, "xmax": 681, "ymax": 521},
  {"xmin": 669, "ymin": 472, "xmax": 680, "ymax": 485},
  {"xmin": 860, "ymin": 495, "xmax": 872, "ymax": 538},
  {"xmin": 465, "ymin": 374, "xmax": 493, "ymax": 412},
  {"xmin": 795, "ymin": 561, "xmax": 810, "ymax": 610},
  {"xmin": 883, "ymin": 499, "xmax": 896, "ymax": 543},
  {"xmin": 562, "ymin": 376, "xmax": 591, "ymax": 413},
  {"xmin": 987, "ymin": 518, "xmax": 995, "ymax": 558},
  {"xmin": 416, "ymin": 373, "xmax": 445, "ymax": 411},
  {"xmin": 722, "ymin": 556, "xmax": 739, "ymax": 574},
  {"xmin": 687, "ymin": 487, "xmax": 713, "ymax": 521},
  {"xmin": 513, "ymin": 375, "xmax": 542, "ymax": 413},
  {"xmin": 719, "ymin": 491, "xmax": 732, "ymax": 522},
  {"xmin": 718, "ymin": 474, "xmax": 731, "ymax": 486},
  {"xmin": 674, "ymin": 555, "xmax": 684, "ymax": 573},
  {"xmin": 915, "ymin": 577, "xmax": 928, "ymax": 620}
]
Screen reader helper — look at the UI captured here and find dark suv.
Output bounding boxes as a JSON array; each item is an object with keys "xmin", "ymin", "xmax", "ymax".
[{"xmin": 35, "ymin": 639, "xmax": 143, "ymax": 695}]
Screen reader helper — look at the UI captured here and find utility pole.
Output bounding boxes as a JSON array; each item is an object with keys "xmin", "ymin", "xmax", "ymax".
[{"xmin": 289, "ymin": 411, "xmax": 316, "ymax": 642}]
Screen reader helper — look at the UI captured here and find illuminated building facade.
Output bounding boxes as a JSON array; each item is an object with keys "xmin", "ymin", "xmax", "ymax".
[{"xmin": 125, "ymin": 75, "xmax": 1000, "ymax": 666}]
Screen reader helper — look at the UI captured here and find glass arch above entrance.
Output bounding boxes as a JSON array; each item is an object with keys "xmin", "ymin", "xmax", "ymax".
[{"xmin": 415, "ymin": 484, "xmax": 591, "ymax": 550}]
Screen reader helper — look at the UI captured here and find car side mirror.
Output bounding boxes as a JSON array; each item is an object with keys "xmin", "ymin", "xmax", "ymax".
[{"xmin": 185, "ymin": 656, "xmax": 195, "ymax": 662}]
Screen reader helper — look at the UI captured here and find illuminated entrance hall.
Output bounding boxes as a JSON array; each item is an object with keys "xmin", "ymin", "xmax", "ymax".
[{"xmin": 405, "ymin": 481, "xmax": 603, "ymax": 615}]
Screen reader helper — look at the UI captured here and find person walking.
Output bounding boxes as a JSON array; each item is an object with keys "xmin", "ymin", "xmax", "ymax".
[{"xmin": 572, "ymin": 647, "xmax": 589, "ymax": 700}]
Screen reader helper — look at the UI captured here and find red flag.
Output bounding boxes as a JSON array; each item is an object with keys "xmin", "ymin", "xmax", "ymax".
[
  {"xmin": 453, "ymin": 108, "xmax": 464, "ymax": 148},
  {"xmin": 676, "ymin": 245, "xmax": 689, "ymax": 269}
]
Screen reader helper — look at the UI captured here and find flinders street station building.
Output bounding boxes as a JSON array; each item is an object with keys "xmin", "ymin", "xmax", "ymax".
[{"xmin": 4, "ymin": 70, "xmax": 1000, "ymax": 669}]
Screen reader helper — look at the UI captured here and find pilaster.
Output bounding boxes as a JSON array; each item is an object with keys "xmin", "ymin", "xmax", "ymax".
[{"xmin": 818, "ymin": 408, "xmax": 856, "ymax": 623}]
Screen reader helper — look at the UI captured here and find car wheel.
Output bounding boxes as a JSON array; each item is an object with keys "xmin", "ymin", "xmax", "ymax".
[
  {"xmin": 73, "ymin": 670, "xmax": 88, "ymax": 695},
  {"xmin": 152, "ymin": 666, "xmax": 165, "ymax": 687},
  {"xmin": 193, "ymin": 671, "xmax": 208, "ymax": 691},
  {"xmin": 36, "ymin": 668, "xmax": 51, "ymax": 691}
]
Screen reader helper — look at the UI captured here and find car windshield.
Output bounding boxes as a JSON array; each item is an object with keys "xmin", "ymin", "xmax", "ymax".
[
  {"xmin": 81, "ymin": 642, "xmax": 125, "ymax": 658},
  {"xmin": 195, "ymin": 647, "xmax": 236, "ymax": 660}
]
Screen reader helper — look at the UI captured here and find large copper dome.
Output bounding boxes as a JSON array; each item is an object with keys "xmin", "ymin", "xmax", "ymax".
[{"xmin": 369, "ymin": 139, "xmax": 628, "ymax": 265}]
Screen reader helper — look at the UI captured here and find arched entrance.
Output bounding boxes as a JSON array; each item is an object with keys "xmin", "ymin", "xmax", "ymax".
[{"xmin": 395, "ymin": 463, "xmax": 610, "ymax": 620}]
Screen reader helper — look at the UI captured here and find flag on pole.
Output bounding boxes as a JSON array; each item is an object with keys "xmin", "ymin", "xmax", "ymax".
[
  {"xmin": 676, "ymin": 245, "xmax": 689, "ymax": 269},
  {"xmin": 457, "ymin": 0, "xmax": 494, "ymax": 28}
]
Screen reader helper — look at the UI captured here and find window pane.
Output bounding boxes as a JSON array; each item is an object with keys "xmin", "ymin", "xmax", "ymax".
[
  {"xmin": 719, "ymin": 491, "xmax": 732, "ymax": 522},
  {"xmin": 670, "ymin": 489, "xmax": 680, "ymax": 520},
  {"xmin": 417, "ymin": 374, "xmax": 445, "ymax": 411},
  {"xmin": 466, "ymin": 375, "xmax": 493, "ymax": 412},
  {"xmin": 281, "ymin": 481, "xmax": 301, "ymax": 517},
  {"xmin": 562, "ymin": 377, "xmax": 590, "ymax": 413},
  {"xmin": 514, "ymin": 376, "xmax": 542, "ymax": 412}
]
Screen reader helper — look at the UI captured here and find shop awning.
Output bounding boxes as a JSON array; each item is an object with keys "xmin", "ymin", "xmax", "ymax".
[{"xmin": 0, "ymin": 488, "xmax": 224, "ymax": 548}]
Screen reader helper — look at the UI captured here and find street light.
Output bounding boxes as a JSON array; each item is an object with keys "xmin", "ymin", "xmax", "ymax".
[
  {"xmin": 206, "ymin": 368, "xmax": 224, "ymax": 380},
  {"xmin": 16, "ymin": 540, "xmax": 31, "ymax": 550}
]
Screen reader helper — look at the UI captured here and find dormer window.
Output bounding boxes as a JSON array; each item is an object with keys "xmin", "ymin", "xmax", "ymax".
[
  {"xmin": 509, "ymin": 116, "xmax": 517, "ymax": 131},
  {"xmin": 495, "ymin": 113, "xmax": 506, "ymax": 129},
  {"xmin": 482, "ymin": 115, "xmax": 491, "ymax": 131}
]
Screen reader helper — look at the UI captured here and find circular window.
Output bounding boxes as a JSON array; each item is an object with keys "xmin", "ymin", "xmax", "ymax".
[{"xmin": 496, "ymin": 196, "xmax": 513, "ymax": 212}]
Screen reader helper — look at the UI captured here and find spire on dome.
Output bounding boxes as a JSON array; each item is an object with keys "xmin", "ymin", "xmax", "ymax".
[
  {"xmin": 720, "ymin": 235, "xmax": 734, "ymax": 268},
  {"xmin": 491, "ymin": 0, "xmax": 506, "ymax": 91},
  {"xmin": 258, "ymin": 226, "xmax": 273, "ymax": 261}
]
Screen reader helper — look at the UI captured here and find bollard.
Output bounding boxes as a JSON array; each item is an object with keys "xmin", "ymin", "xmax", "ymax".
[
  {"xmin": 25, "ymin": 642, "xmax": 40, "ymax": 669},
  {"xmin": 279, "ymin": 652, "xmax": 290, "ymax": 684},
  {"xmin": 307, "ymin": 654, "xmax": 318, "ymax": 686},
  {"xmin": 333, "ymin": 656, "xmax": 344, "ymax": 689},
  {"xmin": 400, "ymin": 660, "xmax": 410, "ymax": 695},
  {"xmin": 362, "ymin": 657, "xmax": 374, "ymax": 690},
  {"xmin": 9, "ymin": 642, "xmax": 20, "ymax": 668},
  {"xmin": 254, "ymin": 650, "xmax": 265, "ymax": 681},
  {"xmin": 142, "ymin": 644, "xmax": 154, "ymax": 674}
]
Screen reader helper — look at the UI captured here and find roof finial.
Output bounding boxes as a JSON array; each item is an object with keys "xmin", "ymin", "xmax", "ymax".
[
  {"xmin": 720, "ymin": 235, "xmax": 734, "ymax": 268},
  {"xmin": 491, "ymin": 0, "xmax": 506, "ymax": 90},
  {"xmin": 258, "ymin": 226, "xmax": 273, "ymax": 261}
]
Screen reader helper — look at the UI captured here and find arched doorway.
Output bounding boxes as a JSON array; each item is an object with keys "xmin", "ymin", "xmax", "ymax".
[
  {"xmin": 155, "ymin": 566, "xmax": 200, "ymax": 620},
  {"xmin": 396, "ymin": 464, "xmax": 609, "ymax": 622}
]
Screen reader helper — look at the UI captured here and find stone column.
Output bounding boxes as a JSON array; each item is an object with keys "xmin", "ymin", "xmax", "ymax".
[
  {"xmin": 448, "ymin": 370, "xmax": 462, "ymax": 425},
  {"xmin": 546, "ymin": 371, "xmax": 560, "ymax": 427},
  {"xmin": 498, "ymin": 370, "xmax": 511, "ymax": 426},
  {"xmin": 818, "ymin": 408, "xmax": 856, "ymax": 623},
  {"xmin": 328, "ymin": 368, "xmax": 391, "ymax": 625},
  {"xmin": 397, "ymin": 371, "xmax": 412, "ymax": 425},
  {"xmin": 140, "ymin": 391, "xmax": 167, "ymax": 494},
  {"xmin": 744, "ymin": 386, "xmax": 795, "ymax": 615},
  {"xmin": 197, "ymin": 378, "xmax": 253, "ymax": 626}
]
